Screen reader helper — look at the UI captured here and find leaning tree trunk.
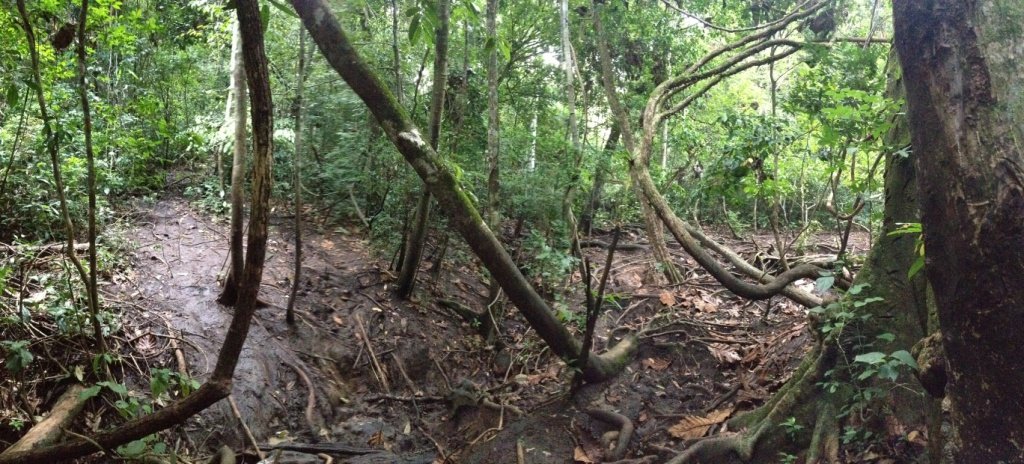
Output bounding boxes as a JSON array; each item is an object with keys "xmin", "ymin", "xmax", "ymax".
[
  {"xmin": 219, "ymin": 20, "xmax": 248, "ymax": 306},
  {"xmin": 667, "ymin": 59, "xmax": 933, "ymax": 463},
  {"xmin": 894, "ymin": 1, "xmax": 1024, "ymax": 460},
  {"xmin": 290, "ymin": 0, "xmax": 635, "ymax": 383}
]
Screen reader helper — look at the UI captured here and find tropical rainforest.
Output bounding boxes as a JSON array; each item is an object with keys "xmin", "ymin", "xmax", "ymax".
[{"xmin": 0, "ymin": 0, "xmax": 1021, "ymax": 462}]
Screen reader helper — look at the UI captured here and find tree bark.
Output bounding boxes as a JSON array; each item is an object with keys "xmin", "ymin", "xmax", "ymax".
[
  {"xmin": 894, "ymin": 1, "xmax": 1024, "ymax": 460},
  {"xmin": 290, "ymin": 0, "xmax": 635, "ymax": 382},
  {"xmin": 218, "ymin": 20, "xmax": 248, "ymax": 306},
  {"xmin": 485, "ymin": 0, "xmax": 501, "ymax": 230},
  {"xmin": 395, "ymin": 0, "xmax": 450, "ymax": 299},
  {"xmin": 591, "ymin": 2, "xmax": 683, "ymax": 285},
  {"xmin": 286, "ymin": 27, "xmax": 308, "ymax": 324}
]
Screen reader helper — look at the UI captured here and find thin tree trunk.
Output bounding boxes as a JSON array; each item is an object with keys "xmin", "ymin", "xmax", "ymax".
[
  {"xmin": 485, "ymin": 0, "xmax": 501, "ymax": 230},
  {"xmin": 894, "ymin": 1, "xmax": 1024, "ymax": 460},
  {"xmin": 17, "ymin": 0, "xmax": 106, "ymax": 353},
  {"xmin": 286, "ymin": 28, "xmax": 308, "ymax": 324},
  {"xmin": 559, "ymin": 0, "xmax": 583, "ymax": 257},
  {"xmin": 580, "ymin": 122, "xmax": 620, "ymax": 236},
  {"xmin": 219, "ymin": 21, "xmax": 248, "ymax": 306},
  {"xmin": 76, "ymin": 0, "xmax": 106, "ymax": 354},
  {"xmin": 395, "ymin": 0, "xmax": 450, "ymax": 299},
  {"xmin": 591, "ymin": 3, "xmax": 682, "ymax": 284}
]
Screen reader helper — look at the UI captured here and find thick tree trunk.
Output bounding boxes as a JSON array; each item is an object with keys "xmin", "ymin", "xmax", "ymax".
[
  {"xmin": 894, "ymin": 1, "xmax": 1024, "ymax": 460},
  {"xmin": 219, "ymin": 20, "xmax": 248, "ymax": 306},
  {"xmin": 290, "ymin": 0, "xmax": 635, "ymax": 382},
  {"xmin": 395, "ymin": 0, "xmax": 450, "ymax": 299}
]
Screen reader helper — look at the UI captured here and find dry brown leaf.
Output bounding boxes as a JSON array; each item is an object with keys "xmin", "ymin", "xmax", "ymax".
[
  {"xmin": 573, "ymin": 446, "xmax": 594, "ymax": 463},
  {"xmin": 708, "ymin": 343, "xmax": 742, "ymax": 365},
  {"xmin": 367, "ymin": 430, "xmax": 386, "ymax": 448},
  {"xmin": 659, "ymin": 291, "xmax": 676, "ymax": 306},
  {"xmin": 667, "ymin": 408, "xmax": 733, "ymax": 439},
  {"xmin": 642, "ymin": 357, "xmax": 671, "ymax": 371}
]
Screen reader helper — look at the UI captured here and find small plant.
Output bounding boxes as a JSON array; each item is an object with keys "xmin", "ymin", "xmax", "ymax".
[
  {"xmin": 2, "ymin": 340, "xmax": 34, "ymax": 374},
  {"xmin": 780, "ymin": 416, "xmax": 805, "ymax": 439}
]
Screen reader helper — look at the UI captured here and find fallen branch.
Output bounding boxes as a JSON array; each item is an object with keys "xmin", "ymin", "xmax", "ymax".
[
  {"xmin": 283, "ymin": 359, "xmax": 319, "ymax": 435},
  {"xmin": 0, "ymin": 384, "xmax": 87, "ymax": 456},
  {"xmin": 227, "ymin": 395, "xmax": 263, "ymax": 460}
]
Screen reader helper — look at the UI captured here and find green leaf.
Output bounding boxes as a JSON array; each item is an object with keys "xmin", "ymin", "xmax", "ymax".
[
  {"xmin": 265, "ymin": 0, "xmax": 297, "ymax": 18},
  {"xmin": 814, "ymin": 275, "xmax": 835, "ymax": 293},
  {"xmin": 260, "ymin": 3, "xmax": 270, "ymax": 31},
  {"xmin": 118, "ymin": 439, "xmax": 148, "ymax": 457},
  {"xmin": 848, "ymin": 283, "xmax": 869, "ymax": 295},
  {"xmin": 853, "ymin": 351, "xmax": 886, "ymax": 365},
  {"xmin": 890, "ymin": 350, "xmax": 918, "ymax": 370},
  {"xmin": 856, "ymin": 369, "xmax": 876, "ymax": 381},
  {"xmin": 408, "ymin": 14, "xmax": 422, "ymax": 44},
  {"xmin": 80, "ymin": 385, "xmax": 102, "ymax": 400},
  {"xmin": 5, "ymin": 84, "xmax": 18, "ymax": 107},
  {"xmin": 908, "ymin": 256, "xmax": 925, "ymax": 279},
  {"xmin": 876, "ymin": 333, "xmax": 896, "ymax": 343},
  {"xmin": 99, "ymin": 381, "xmax": 128, "ymax": 396}
]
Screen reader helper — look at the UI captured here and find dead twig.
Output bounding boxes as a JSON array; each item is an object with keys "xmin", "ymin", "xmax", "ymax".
[
  {"xmin": 283, "ymin": 359, "xmax": 319, "ymax": 435},
  {"xmin": 355, "ymin": 314, "xmax": 390, "ymax": 392},
  {"xmin": 227, "ymin": 395, "xmax": 264, "ymax": 460}
]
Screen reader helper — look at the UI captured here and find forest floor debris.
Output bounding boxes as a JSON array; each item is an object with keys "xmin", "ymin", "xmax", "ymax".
[{"xmin": 1, "ymin": 183, "xmax": 870, "ymax": 463}]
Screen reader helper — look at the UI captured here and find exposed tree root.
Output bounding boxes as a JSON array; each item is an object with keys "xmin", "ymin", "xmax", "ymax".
[
  {"xmin": 584, "ymin": 408, "xmax": 634, "ymax": 460},
  {"xmin": 667, "ymin": 344, "xmax": 843, "ymax": 464}
]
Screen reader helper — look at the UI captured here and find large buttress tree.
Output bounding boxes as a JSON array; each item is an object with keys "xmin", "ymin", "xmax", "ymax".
[{"xmin": 894, "ymin": 0, "xmax": 1024, "ymax": 460}]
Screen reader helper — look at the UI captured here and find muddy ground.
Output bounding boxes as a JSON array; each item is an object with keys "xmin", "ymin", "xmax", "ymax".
[{"xmin": 103, "ymin": 184, "xmax": 869, "ymax": 464}]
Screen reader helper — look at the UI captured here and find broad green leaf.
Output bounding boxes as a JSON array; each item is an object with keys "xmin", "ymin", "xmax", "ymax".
[
  {"xmin": 890, "ymin": 350, "xmax": 918, "ymax": 369},
  {"xmin": 5, "ymin": 84, "xmax": 18, "ymax": 107},
  {"xmin": 814, "ymin": 275, "xmax": 835, "ymax": 293},
  {"xmin": 853, "ymin": 351, "xmax": 886, "ymax": 365},
  {"xmin": 266, "ymin": 0, "xmax": 297, "ymax": 18},
  {"xmin": 80, "ymin": 385, "xmax": 102, "ymax": 400},
  {"xmin": 260, "ymin": 3, "xmax": 270, "ymax": 31}
]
